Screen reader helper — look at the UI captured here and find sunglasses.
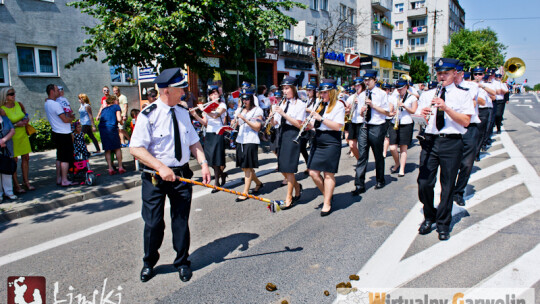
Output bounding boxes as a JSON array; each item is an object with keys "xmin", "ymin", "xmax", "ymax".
[
  {"xmin": 473, "ymin": 73, "xmax": 484, "ymax": 76},
  {"xmin": 7, "ymin": 92, "xmax": 15, "ymax": 96}
]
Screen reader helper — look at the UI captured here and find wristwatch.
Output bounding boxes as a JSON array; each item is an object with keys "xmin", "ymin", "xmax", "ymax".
[
  {"xmin": 199, "ymin": 160, "xmax": 208, "ymax": 165},
  {"xmin": 320, "ymin": 117, "xmax": 325, "ymax": 123}
]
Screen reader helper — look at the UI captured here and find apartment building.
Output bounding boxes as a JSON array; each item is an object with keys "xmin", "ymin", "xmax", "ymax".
[
  {"xmin": 391, "ymin": 0, "xmax": 465, "ymax": 66},
  {"xmin": 356, "ymin": 0, "xmax": 393, "ymax": 59}
]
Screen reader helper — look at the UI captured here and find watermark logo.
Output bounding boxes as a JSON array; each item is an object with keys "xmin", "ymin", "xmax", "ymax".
[
  {"xmin": 7, "ymin": 276, "xmax": 46, "ymax": 304},
  {"xmin": 335, "ymin": 288, "xmax": 535, "ymax": 304}
]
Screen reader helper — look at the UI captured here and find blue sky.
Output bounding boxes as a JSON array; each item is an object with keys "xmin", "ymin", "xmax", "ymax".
[{"xmin": 459, "ymin": 0, "xmax": 540, "ymax": 86}]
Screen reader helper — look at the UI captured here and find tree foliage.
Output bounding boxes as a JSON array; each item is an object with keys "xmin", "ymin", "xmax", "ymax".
[
  {"xmin": 410, "ymin": 59, "xmax": 430, "ymax": 83},
  {"xmin": 533, "ymin": 84, "xmax": 540, "ymax": 91},
  {"xmin": 66, "ymin": 0, "xmax": 305, "ymax": 78},
  {"xmin": 312, "ymin": 8, "xmax": 370, "ymax": 81},
  {"xmin": 442, "ymin": 28, "xmax": 507, "ymax": 70}
]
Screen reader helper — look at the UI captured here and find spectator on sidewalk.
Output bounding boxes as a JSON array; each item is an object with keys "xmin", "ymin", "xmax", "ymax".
[
  {"xmin": 56, "ymin": 86, "xmax": 74, "ymax": 116},
  {"xmin": 113, "ymin": 86, "xmax": 130, "ymax": 147},
  {"xmin": 44, "ymin": 84, "xmax": 76, "ymax": 187},
  {"xmin": 96, "ymin": 86, "xmax": 110, "ymax": 120},
  {"xmin": 0, "ymin": 87, "xmax": 35, "ymax": 193},
  {"xmin": 0, "ymin": 110, "xmax": 17, "ymax": 201},
  {"xmin": 78, "ymin": 93, "xmax": 101, "ymax": 154},
  {"xmin": 98, "ymin": 95, "xmax": 126, "ymax": 175},
  {"xmin": 72, "ymin": 121, "xmax": 90, "ymax": 160}
]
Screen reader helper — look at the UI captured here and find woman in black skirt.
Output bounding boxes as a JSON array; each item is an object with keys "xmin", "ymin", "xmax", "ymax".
[
  {"xmin": 388, "ymin": 79, "xmax": 418, "ymax": 177},
  {"xmin": 233, "ymin": 90, "xmax": 264, "ymax": 201},
  {"xmin": 306, "ymin": 79, "xmax": 345, "ymax": 216},
  {"xmin": 191, "ymin": 86, "xmax": 228, "ymax": 191},
  {"xmin": 272, "ymin": 76, "xmax": 307, "ymax": 209},
  {"xmin": 345, "ymin": 79, "xmax": 366, "ymax": 160}
]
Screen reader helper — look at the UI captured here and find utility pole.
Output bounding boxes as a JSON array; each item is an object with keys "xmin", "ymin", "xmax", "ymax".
[{"xmin": 429, "ymin": 9, "xmax": 442, "ymax": 77}]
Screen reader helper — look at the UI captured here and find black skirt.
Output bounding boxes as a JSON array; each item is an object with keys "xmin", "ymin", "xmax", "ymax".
[
  {"xmin": 236, "ymin": 143, "xmax": 259, "ymax": 169},
  {"xmin": 269, "ymin": 127, "xmax": 279, "ymax": 153},
  {"xmin": 347, "ymin": 123, "xmax": 362, "ymax": 140},
  {"xmin": 384, "ymin": 118, "xmax": 392, "ymax": 137},
  {"xmin": 277, "ymin": 124, "xmax": 301, "ymax": 173},
  {"xmin": 307, "ymin": 130, "xmax": 342, "ymax": 173},
  {"xmin": 204, "ymin": 132, "xmax": 226, "ymax": 166},
  {"xmin": 388, "ymin": 123, "xmax": 414, "ymax": 146}
]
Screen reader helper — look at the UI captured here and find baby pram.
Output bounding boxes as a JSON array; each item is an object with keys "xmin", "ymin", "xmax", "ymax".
[{"xmin": 68, "ymin": 153, "xmax": 97, "ymax": 186}]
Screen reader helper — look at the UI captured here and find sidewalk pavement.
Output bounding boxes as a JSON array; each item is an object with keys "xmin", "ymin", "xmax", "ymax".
[{"xmin": 0, "ymin": 144, "xmax": 267, "ymax": 223}]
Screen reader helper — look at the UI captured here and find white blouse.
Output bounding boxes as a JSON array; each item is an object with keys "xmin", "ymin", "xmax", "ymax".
[
  {"xmin": 392, "ymin": 93, "xmax": 418, "ymax": 125},
  {"xmin": 205, "ymin": 102, "xmax": 227, "ymax": 133},
  {"xmin": 236, "ymin": 107, "xmax": 264, "ymax": 144},
  {"xmin": 316, "ymin": 100, "xmax": 345, "ymax": 131},
  {"xmin": 273, "ymin": 98, "xmax": 306, "ymax": 126}
]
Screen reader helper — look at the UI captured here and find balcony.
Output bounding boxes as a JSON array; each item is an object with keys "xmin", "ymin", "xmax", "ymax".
[
  {"xmin": 407, "ymin": 25, "xmax": 428, "ymax": 36},
  {"xmin": 408, "ymin": 6, "xmax": 427, "ymax": 17},
  {"xmin": 408, "ymin": 45, "xmax": 427, "ymax": 53},
  {"xmin": 371, "ymin": 0, "xmax": 391, "ymax": 12},
  {"xmin": 371, "ymin": 22, "xmax": 392, "ymax": 40}
]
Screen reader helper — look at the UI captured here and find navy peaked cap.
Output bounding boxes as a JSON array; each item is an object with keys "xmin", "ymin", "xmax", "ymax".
[
  {"xmin": 154, "ymin": 68, "xmax": 188, "ymax": 88},
  {"xmin": 434, "ymin": 58, "xmax": 459, "ymax": 71}
]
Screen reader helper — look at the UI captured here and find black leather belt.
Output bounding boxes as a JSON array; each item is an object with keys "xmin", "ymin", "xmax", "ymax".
[
  {"xmin": 170, "ymin": 163, "xmax": 190, "ymax": 176},
  {"xmin": 425, "ymin": 133, "xmax": 462, "ymax": 139},
  {"xmin": 466, "ymin": 123, "xmax": 477, "ymax": 128}
]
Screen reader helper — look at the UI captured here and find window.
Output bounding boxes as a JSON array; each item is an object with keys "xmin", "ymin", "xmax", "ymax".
[
  {"xmin": 395, "ymin": 3, "xmax": 404, "ymax": 13},
  {"xmin": 411, "ymin": 1, "xmax": 425, "ymax": 9},
  {"xmin": 395, "ymin": 21, "xmax": 404, "ymax": 31},
  {"xmin": 374, "ymin": 41, "xmax": 380, "ymax": 56},
  {"xmin": 348, "ymin": 8, "xmax": 354, "ymax": 24},
  {"xmin": 395, "ymin": 39, "xmax": 403, "ymax": 48},
  {"xmin": 0, "ymin": 56, "xmax": 8, "ymax": 86},
  {"xmin": 410, "ymin": 37, "xmax": 426, "ymax": 46},
  {"xmin": 415, "ymin": 55, "xmax": 426, "ymax": 61},
  {"xmin": 283, "ymin": 28, "xmax": 291, "ymax": 40},
  {"xmin": 348, "ymin": 38, "xmax": 354, "ymax": 48},
  {"xmin": 383, "ymin": 69, "xmax": 390, "ymax": 82},
  {"xmin": 383, "ymin": 44, "xmax": 388, "ymax": 57},
  {"xmin": 110, "ymin": 65, "xmax": 134, "ymax": 84},
  {"xmin": 340, "ymin": 4, "xmax": 347, "ymax": 20},
  {"xmin": 310, "ymin": 0, "xmax": 318, "ymax": 10},
  {"xmin": 16, "ymin": 45, "xmax": 57, "ymax": 76},
  {"xmin": 320, "ymin": 0, "xmax": 328, "ymax": 11},
  {"xmin": 410, "ymin": 19, "xmax": 426, "ymax": 27}
]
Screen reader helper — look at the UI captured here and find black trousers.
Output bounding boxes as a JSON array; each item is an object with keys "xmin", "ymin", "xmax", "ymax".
[
  {"xmin": 476, "ymin": 108, "xmax": 491, "ymax": 155},
  {"xmin": 454, "ymin": 124, "xmax": 480, "ymax": 197},
  {"xmin": 418, "ymin": 136, "xmax": 463, "ymax": 232},
  {"xmin": 494, "ymin": 100, "xmax": 506, "ymax": 131},
  {"xmin": 355, "ymin": 123, "xmax": 386, "ymax": 187},
  {"xmin": 141, "ymin": 172, "xmax": 193, "ymax": 269},
  {"xmin": 486, "ymin": 100, "xmax": 498, "ymax": 142}
]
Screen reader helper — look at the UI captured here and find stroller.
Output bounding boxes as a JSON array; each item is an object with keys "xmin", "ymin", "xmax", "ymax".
[{"xmin": 68, "ymin": 152, "xmax": 97, "ymax": 186}]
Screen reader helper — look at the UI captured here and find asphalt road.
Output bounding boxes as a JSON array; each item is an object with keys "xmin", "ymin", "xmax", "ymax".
[{"xmin": 1, "ymin": 104, "xmax": 539, "ymax": 303}]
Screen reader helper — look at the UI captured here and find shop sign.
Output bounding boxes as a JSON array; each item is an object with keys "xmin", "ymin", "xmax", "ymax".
[
  {"xmin": 324, "ymin": 51, "xmax": 345, "ymax": 62},
  {"xmin": 345, "ymin": 54, "xmax": 360, "ymax": 68},
  {"xmin": 285, "ymin": 59, "xmax": 313, "ymax": 71},
  {"xmin": 200, "ymin": 57, "xmax": 220, "ymax": 68}
]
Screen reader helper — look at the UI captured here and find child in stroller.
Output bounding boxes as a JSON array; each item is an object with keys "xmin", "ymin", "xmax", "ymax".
[{"xmin": 70, "ymin": 121, "xmax": 96, "ymax": 185}]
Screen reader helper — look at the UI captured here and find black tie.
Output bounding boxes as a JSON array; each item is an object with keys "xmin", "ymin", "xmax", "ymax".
[
  {"xmin": 281, "ymin": 100, "xmax": 290, "ymax": 126},
  {"xmin": 170, "ymin": 108, "xmax": 182, "ymax": 161},
  {"xmin": 314, "ymin": 102, "xmax": 328, "ymax": 129},
  {"xmin": 436, "ymin": 88, "xmax": 446, "ymax": 131},
  {"xmin": 365, "ymin": 91, "xmax": 372, "ymax": 123}
]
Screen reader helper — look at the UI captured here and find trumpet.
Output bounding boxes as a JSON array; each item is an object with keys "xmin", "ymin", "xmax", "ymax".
[
  {"xmin": 345, "ymin": 93, "xmax": 358, "ymax": 123},
  {"xmin": 393, "ymin": 92, "xmax": 408, "ymax": 130},
  {"xmin": 362, "ymin": 89, "xmax": 372, "ymax": 129},
  {"xmin": 263, "ymin": 97, "xmax": 286, "ymax": 135},
  {"xmin": 293, "ymin": 99, "xmax": 322, "ymax": 144},
  {"xmin": 230, "ymin": 104, "xmax": 245, "ymax": 131}
]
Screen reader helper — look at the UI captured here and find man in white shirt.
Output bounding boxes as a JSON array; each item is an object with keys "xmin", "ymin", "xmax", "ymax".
[
  {"xmin": 44, "ymin": 84, "xmax": 75, "ymax": 187},
  {"xmin": 352, "ymin": 70, "xmax": 390, "ymax": 195},
  {"xmin": 417, "ymin": 58, "xmax": 474, "ymax": 241},
  {"xmin": 113, "ymin": 86, "xmax": 131, "ymax": 147}
]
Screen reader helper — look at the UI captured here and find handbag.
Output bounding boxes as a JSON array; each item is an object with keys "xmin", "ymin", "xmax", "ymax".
[
  {"xmin": 26, "ymin": 124, "xmax": 37, "ymax": 136},
  {"xmin": 0, "ymin": 148, "xmax": 17, "ymax": 175}
]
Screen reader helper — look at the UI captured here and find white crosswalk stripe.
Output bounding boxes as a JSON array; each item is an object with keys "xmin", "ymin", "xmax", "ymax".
[{"xmin": 335, "ymin": 128, "xmax": 540, "ymax": 302}]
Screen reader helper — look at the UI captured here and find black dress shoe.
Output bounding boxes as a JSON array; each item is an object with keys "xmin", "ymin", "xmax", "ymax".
[
  {"xmin": 320, "ymin": 209, "xmax": 332, "ymax": 217},
  {"xmin": 235, "ymin": 196, "xmax": 249, "ymax": 202},
  {"xmin": 418, "ymin": 220, "xmax": 435, "ymax": 235},
  {"xmin": 292, "ymin": 184, "xmax": 303, "ymax": 202},
  {"xmin": 178, "ymin": 265, "xmax": 193, "ymax": 282},
  {"xmin": 211, "ymin": 188, "xmax": 219, "ymax": 193},
  {"xmin": 374, "ymin": 182, "xmax": 385, "ymax": 189},
  {"xmin": 454, "ymin": 195, "xmax": 465, "ymax": 206},
  {"xmin": 140, "ymin": 266, "xmax": 153, "ymax": 282},
  {"xmin": 352, "ymin": 186, "xmax": 365, "ymax": 196},
  {"xmin": 280, "ymin": 201, "xmax": 294, "ymax": 210},
  {"xmin": 438, "ymin": 231, "xmax": 450, "ymax": 241}
]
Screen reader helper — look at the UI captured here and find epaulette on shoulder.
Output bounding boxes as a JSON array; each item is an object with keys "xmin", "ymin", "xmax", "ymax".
[
  {"xmin": 142, "ymin": 103, "xmax": 157, "ymax": 116},
  {"xmin": 457, "ymin": 85, "xmax": 469, "ymax": 91}
]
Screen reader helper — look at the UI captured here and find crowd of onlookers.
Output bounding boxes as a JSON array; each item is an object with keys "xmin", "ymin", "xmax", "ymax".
[{"xmin": 0, "ymin": 84, "xmax": 139, "ymax": 202}]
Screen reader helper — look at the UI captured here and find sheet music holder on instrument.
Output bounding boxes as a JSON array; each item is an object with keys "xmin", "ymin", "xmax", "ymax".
[{"xmin": 411, "ymin": 114, "xmax": 428, "ymax": 126}]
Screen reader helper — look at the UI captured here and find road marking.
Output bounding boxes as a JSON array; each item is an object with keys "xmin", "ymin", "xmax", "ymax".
[
  {"xmin": 0, "ymin": 164, "xmax": 278, "ymax": 267},
  {"xmin": 335, "ymin": 127, "xmax": 540, "ymax": 301},
  {"xmin": 510, "ymin": 99, "xmax": 519, "ymax": 103},
  {"xmin": 516, "ymin": 105, "xmax": 533, "ymax": 109},
  {"xmin": 471, "ymin": 243, "xmax": 540, "ymax": 289},
  {"xmin": 491, "ymin": 140, "xmax": 503, "ymax": 147},
  {"xmin": 524, "ymin": 99, "xmax": 532, "ymax": 103},
  {"xmin": 526, "ymin": 121, "xmax": 540, "ymax": 128},
  {"xmin": 480, "ymin": 148, "xmax": 507, "ymax": 160}
]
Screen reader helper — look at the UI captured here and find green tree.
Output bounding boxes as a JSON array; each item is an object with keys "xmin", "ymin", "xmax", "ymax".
[
  {"xmin": 442, "ymin": 28, "xmax": 507, "ymax": 70},
  {"xmin": 66, "ymin": 0, "xmax": 305, "ymax": 78},
  {"xmin": 533, "ymin": 84, "xmax": 540, "ymax": 91},
  {"xmin": 410, "ymin": 59, "xmax": 430, "ymax": 83}
]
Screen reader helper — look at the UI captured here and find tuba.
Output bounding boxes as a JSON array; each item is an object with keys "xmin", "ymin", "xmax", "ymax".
[{"xmin": 502, "ymin": 57, "xmax": 526, "ymax": 82}]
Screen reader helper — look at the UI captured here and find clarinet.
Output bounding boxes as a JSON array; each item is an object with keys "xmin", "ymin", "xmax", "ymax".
[
  {"xmin": 362, "ymin": 89, "xmax": 372, "ymax": 129},
  {"xmin": 417, "ymin": 84, "xmax": 443, "ymax": 142},
  {"xmin": 263, "ymin": 97, "xmax": 286, "ymax": 133}
]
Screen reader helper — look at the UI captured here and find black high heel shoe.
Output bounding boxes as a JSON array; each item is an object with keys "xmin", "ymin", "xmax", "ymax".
[
  {"xmin": 292, "ymin": 184, "xmax": 303, "ymax": 202},
  {"xmin": 220, "ymin": 172, "xmax": 228, "ymax": 186}
]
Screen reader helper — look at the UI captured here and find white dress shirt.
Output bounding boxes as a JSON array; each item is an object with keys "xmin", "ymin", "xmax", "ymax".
[
  {"xmin": 273, "ymin": 98, "xmax": 306, "ymax": 126},
  {"xmin": 392, "ymin": 93, "xmax": 418, "ymax": 125},
  {"xmin": 130, "ymin": 99, "xmax": 200, "ymax": 167},
  {"xmin": 205, "ymin": 102, "xmax": 227, "ymax": 133},
  {"xmin": 236, "ymin": 107, "xmax": 264, "ymax": 144},
  {"xmin": 424, "ymin": 83, "xmax": 475, "ymax": 135},
  {"xmin": 317, "ymin": 100, "xmax": 345, "ymax": 131},
  {"xmin": 365, "ymin": 86, "xmax": 389, "ymax": 125}
]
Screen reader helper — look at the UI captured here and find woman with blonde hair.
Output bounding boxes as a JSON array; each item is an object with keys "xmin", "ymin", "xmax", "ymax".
[
  {"xmin": 0, "ymin": 87, "xmax": 34, "ymax": 193},
  {"xmin": 305, "ymin": 79, "xmax": 345, "ymax": 216},
  {"xmin": 78, "ymin": 93, "xmax": 101, "ymax": 154}
]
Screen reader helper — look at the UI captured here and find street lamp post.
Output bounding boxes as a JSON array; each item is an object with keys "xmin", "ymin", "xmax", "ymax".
[{"xmin": 472, "ymin": 20, "xmax": 485, "ymax": 30}]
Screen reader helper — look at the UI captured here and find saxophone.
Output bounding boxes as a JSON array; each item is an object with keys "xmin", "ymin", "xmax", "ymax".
[{"xmin": 263, "ymin": 97, "xmax": 286, "ymax": 135}]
